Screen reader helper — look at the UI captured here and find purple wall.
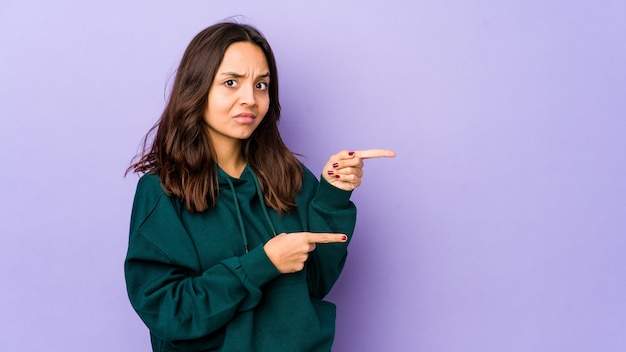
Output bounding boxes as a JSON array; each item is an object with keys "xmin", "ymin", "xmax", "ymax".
[{"xmin": 1, "ymin": 1, "xmax": 625, "ymax": 351}]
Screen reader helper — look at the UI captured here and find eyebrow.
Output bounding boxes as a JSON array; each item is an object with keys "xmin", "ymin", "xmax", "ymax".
[{"xmin": 219, "ymin": 71, "xmax": 271, "ymax": 79}]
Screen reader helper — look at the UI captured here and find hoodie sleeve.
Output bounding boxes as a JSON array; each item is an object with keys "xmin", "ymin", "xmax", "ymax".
[
  {"xmin": 124, "ymin": 175, "xmax": 280, "ymax": 342},
  {"xmin": 301, "ymin": 168, "xmax": 357, "ymax": 299}
]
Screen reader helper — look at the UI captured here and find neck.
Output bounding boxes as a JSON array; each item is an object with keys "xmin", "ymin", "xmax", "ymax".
[{"xmin": 214, "ymin": 139, "xmax": 246, "ymax": 178}]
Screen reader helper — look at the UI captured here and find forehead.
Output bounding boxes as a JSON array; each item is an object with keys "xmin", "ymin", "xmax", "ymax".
[{"xmin": 218, "ymin": 41, "xmax": 269, "ymax": 71}]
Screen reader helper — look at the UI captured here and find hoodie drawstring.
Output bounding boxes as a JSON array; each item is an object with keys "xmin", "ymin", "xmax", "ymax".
[
  {"xmin": 248, "ymin": 168, "xmax": 278, "ymax": 238},
  {"xmin": 224, "ymin": 167, "xmax": 277, "ymax": 254},
  {"xmin": 225, "ymin": 177, "xmax": 249, "ymax": 253}
]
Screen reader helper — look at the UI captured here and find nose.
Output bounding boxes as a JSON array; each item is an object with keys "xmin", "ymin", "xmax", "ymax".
[{"xmin": 239, "ymin": 83, "xmax": 257, "ymax": 106}]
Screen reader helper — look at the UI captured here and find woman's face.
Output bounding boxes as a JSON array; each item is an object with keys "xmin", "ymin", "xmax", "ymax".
[{"xmin": 204, "ymin": 41, "xmax": 271, "ymax": 148}]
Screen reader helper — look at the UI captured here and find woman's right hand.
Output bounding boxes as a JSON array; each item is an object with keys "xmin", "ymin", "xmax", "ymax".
[{"xmin": 263, "ymin": 232, "xmax": 347, "ymax": 273}]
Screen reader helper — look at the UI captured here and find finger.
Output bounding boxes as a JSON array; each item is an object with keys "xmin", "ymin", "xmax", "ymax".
[
  {"xmin": 327, "ymin": 167, "xmax": 363, "ymax": 178},
  {"xmin": 329, "ymin": 160, "xmax": 363, "ymax": 172},
  {"xmin": 354, "ymin": 149, "xmax": 396, "ymax": 160},
  {"xmin": 332, "ymin": 173, "xmax": 362, "ymax": 186},
  {"xmin": 307, "ymin": 233, "xmax": 348, "ymax": 244}
]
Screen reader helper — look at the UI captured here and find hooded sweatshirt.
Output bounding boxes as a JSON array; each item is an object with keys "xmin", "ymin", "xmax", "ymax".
[{"xmin": 124, "ymin": 163, "xmax": 356, "ymax": 352}]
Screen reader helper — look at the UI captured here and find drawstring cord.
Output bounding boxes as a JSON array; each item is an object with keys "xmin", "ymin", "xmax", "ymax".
[
  {"xmin": 223, "ymin": 166, "xmax": 277, "ymax": 254},
  {"xmin": 225, "ymin": 177, "xmax": 249, "ymax": 253},
  {"xmin": 248, "ymin": 168, "xmax": 278, "ymax": 238}
]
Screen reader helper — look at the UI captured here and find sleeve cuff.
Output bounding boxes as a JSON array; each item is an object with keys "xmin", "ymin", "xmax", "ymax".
[
  {"xmin": 314, "ymin": 177, "xmax": 353, "ymax": 209},
  {"xmin": 239, "ymin": 245, "xmax": 281, "ymax": 287}
]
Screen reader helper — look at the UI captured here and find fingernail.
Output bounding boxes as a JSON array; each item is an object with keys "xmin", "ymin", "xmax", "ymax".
[
  {"xmin": 348, "ymin": 151, "xmax": 355, "ymax": 156},
  {"xmin": 342, "ymin": 235, "xmax": 347, "ymax": 241},
  {"xmin": 335, "ymin": 175, "xmax": 341, "ymax": 179},
  {"xmin": 332, "ymin": 163, "xmax": 339, "ymax": 168},
  {"xmin": 327, "ymin": 170, "xmax": 334, "ymax": 175}
]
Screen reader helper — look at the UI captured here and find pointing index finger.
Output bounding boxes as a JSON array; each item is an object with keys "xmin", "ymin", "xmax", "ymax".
[
  {"xmin": 354, "ymin": 149, "xmax": 396, "ymax": 160},
  {"xmin": 307, "ymin": 233, "xmax": 348, "ymax": 243}
]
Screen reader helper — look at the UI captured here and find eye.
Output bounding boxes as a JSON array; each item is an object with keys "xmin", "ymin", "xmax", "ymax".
[
  {"xmin": 224, "ymin": 79, "xmax": 237, "ymax": 87},
  {"xmin": 256, "ymin": 81, "xmax": 268, "ymax": 91}
]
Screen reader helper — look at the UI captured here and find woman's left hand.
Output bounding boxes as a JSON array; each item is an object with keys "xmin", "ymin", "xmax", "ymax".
[{"xmin": 322, "ymin": 149, "xmax": 396, "ymax": 191}]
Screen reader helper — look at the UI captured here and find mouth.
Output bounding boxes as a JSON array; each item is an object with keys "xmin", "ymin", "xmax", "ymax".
[{"xmin": 233, "ymin": 112, "xmax": 256, "ymax": 124}]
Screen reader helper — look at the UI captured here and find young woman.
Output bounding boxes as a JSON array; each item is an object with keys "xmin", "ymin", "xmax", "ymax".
[{"xmin": 124, "ymin": 22, "xmax": 394, "ymax": 352}]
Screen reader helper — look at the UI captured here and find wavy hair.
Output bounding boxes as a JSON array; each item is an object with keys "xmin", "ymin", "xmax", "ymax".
[{"xmin": 127, "ymin": 22, "xmax": 303, "ymax": 213}]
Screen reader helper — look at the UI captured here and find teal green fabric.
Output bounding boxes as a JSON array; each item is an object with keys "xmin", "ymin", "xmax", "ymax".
[{"xmin": 124, "ymin": 164, "xmax": 356, "ymax": 351}]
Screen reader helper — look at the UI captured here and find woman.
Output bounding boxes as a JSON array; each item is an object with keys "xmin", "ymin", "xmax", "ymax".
[{"xmin": 125, "ymin": 22, "xmax": 394, "ymax": 351}]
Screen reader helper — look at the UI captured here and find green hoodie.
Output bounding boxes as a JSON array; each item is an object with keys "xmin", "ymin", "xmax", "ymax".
[{"xmin": 124, "ymin": 164, "xmax": 356, "ymax": 351}]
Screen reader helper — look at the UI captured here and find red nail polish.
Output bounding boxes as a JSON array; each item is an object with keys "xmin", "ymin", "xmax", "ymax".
[
  {"xmin": 342, "ymin": 235, "xmax": 347, "ymax": 241},
  {"xmin": 332, "ymin": 163, "xmax": 339, "ymax": 168},
  {"xmin": 327, "ymin": 170, "xmax": 334, "ymax": 175},
  {"xmin": 335, "ymin": 175, "xmax": 341, "ymax": 179},
  {"xmin": 348, "ymin": 151, "xmax": 355, "ymax": 156}
]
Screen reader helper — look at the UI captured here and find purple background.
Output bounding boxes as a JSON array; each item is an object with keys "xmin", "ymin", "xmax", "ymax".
[{"xmin": 1, "ymin": 1, "xmax": 625, "ymax": 351}]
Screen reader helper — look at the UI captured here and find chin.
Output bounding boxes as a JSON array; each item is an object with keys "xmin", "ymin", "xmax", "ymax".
[
  {"xmin": 235, "ymin": 132, "xmax": 253, "ymax": 140},
  {"xmin": 238, "ymin": 128, "xmax": 259, "ymax": 140}
]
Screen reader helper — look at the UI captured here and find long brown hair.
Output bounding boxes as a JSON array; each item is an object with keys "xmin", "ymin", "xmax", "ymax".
[{"xmin": 127, "ymin": 22, "xmax": 303, "ymax": 213}]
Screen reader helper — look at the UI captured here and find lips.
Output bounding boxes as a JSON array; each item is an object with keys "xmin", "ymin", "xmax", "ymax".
[{"xmin": 233, "ymin": 112, "xmax": 256, "ymax": 124}]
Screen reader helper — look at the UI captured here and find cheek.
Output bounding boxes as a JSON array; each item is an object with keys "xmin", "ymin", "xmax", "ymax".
[
  {"xmin": 255, "ymin": 103, "xmax": 271, "ymax": 128},
  {"xmin": 260, "ymin": 96, "xmax": 271, "ymax": 116},
  {"xmin": 205, "ymin": 101, "xmax": 229, "ymax": 121}
]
